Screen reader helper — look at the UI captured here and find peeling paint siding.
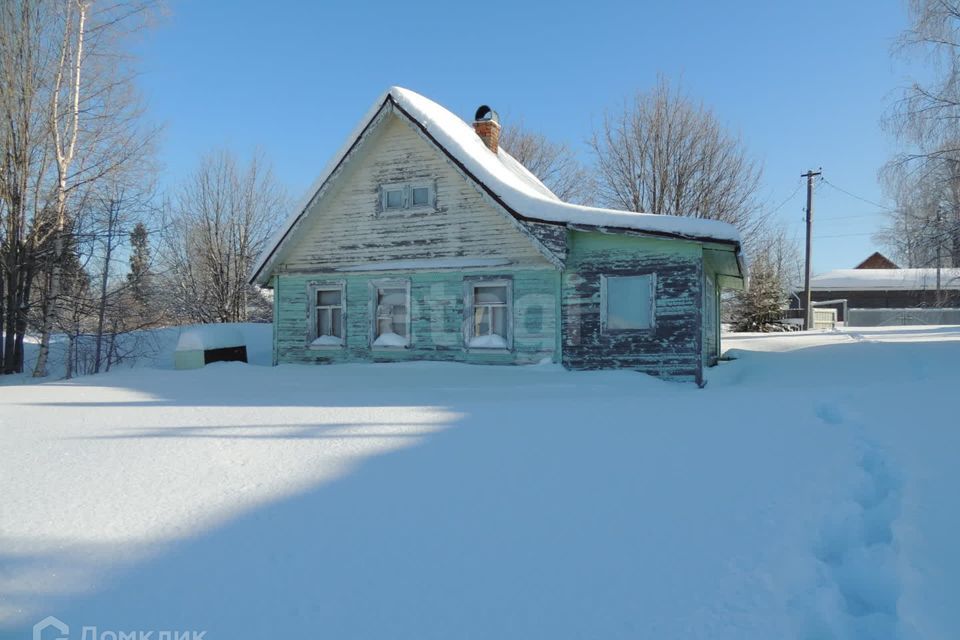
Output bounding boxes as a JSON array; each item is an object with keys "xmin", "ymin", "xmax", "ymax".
[
  {"xmin": 561, "ymin": 231, "xmax": 704, "ymax": 382},
  {"xmin": 276, "ymin": 270, "xmax": 558, "ymax": 365},
  {"xmin": 703, "ymin": 270, "xmax": 719, "ymax": 366},
  {"xmin": 278, "ymin": 114, "xmax": 554, "ymax": 272},
  {"xmin": 521, "ymin": 220, "xmax": 568, "ymax": 263}
]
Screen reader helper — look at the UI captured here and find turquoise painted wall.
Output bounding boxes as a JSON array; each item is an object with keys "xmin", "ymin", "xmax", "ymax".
[
  {"xmin": 702, "ymin": 270, "xmax": 719, "ymax": 366},
  {"xmin": 561, "ymin": 231, "xmax": 704, "ymax": 382},
  {"xmin": 275, "ymin": 269, "xmax": 559, "ymax": 365}
]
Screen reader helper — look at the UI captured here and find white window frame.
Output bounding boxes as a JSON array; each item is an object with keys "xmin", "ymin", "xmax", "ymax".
[
  {"xmin": 382, "ymin": 185, "xmax": 405, "ymax": 211},
  {"xmin": 369, "ymin": 278, "xmax": 412, "ymax": 349},
  {"xmin": 600, "ymin": 273, "xmax": 657, "ymax": 334},
  {"xmin": 306, "ymin": 280, "xmax": 346, "ymax": 348},
  {"xmin": 378, "ymin": 182, "xmax": 435, "ymax": 215},
  {"xmin": 463, "ymin": 277, "xmax": 513, "ymax": 350}
]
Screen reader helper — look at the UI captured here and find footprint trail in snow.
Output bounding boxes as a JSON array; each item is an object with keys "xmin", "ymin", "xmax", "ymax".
[{"xmin": 800, "ymin": 403, "xmax": 905, "ymax": 640}]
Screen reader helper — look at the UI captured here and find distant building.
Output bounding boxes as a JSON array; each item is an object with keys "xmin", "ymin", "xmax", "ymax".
[
  {"xmin": 854, "ymin": 251, "xmax": 898, "ymax": 270},
  {"xmin": 798, "ymin": 252, "xmax": 960, "ymax": 325}
]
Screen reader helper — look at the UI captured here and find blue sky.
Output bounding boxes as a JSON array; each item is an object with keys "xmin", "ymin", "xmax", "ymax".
[{"xmin": 132, "ymin": 0, "xmax": 911, "ymax": 272}]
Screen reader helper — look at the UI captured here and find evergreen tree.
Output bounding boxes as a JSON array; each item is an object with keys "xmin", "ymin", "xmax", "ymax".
[
  {"xmin": 127, "ymin": 222, "xmax": 152, "ymax": 311},
  {"xmin": 730, "ymin": 258, "xmax": 789, "ymax": 332}
]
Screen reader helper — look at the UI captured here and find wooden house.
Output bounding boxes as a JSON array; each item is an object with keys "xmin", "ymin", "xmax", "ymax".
[{"xmin": 250, "ymin": 87, "xmax": 745, "ymax": 383}]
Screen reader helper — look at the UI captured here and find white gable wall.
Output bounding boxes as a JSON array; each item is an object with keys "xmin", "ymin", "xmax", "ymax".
[{"xmin": 276, "ymin": 112, "xmax": 555, "ymax": 273}]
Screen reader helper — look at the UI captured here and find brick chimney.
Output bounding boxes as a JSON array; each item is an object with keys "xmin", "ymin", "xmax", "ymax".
[{"xmin": 473, "ymin": 105, "xmax": 500, "ymax": 153}]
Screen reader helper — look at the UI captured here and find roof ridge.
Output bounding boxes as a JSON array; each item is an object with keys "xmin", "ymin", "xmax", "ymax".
[{"xmin": 251, "ymin": 86, "xmax": 743, "ymax": 285}]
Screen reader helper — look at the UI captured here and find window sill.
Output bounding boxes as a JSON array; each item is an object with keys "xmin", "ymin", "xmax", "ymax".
[
  {"xmin": 465, "ymin": 347, "xmax": 513, "ymax": 354},
  {"xmin": 308, "ymin": 343, "xmax": 345, "ymax": 350},
  {"xmin": 601, "ymin": 327, "xmax": 657, "ymax": 336},
  {"xmin": 377, "ymin": 206, "xmax": 436, "ymax": 217}
]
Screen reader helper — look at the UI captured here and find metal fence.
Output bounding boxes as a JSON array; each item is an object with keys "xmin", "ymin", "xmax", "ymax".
[{"xmin": 846, "ymin": 308, "xmax": 960, "ymax": 327}]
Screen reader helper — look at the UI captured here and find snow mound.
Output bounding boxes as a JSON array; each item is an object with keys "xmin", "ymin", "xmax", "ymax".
[
  {"xmin": 310, "ymin": 335, "xmax": 343, "ymax": 347},
  {"xmin": 372, "ymin": 332, "xmax": 408, "ymax": 347},
  {"xmin": 468, "ymin": 334, "xmax": 508, "ymax": 349},
  {"xmin": 175, "ymin": 325, "xmax": 246, "ymax": 352}
]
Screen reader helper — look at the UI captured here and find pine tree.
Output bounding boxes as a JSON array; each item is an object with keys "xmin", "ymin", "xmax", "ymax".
[
  {"xmin": 730, "ymin": 259, "xmax": 789, "ymax": 332},
  {"xmin": 127, "ymin": 222, "xmax": 152, "ymax": 312}
]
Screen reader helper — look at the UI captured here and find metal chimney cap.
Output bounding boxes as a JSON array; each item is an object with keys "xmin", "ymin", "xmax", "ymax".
[{"xmin": 474, "ymin": 105, "xmax": 499, "ymax": 124}]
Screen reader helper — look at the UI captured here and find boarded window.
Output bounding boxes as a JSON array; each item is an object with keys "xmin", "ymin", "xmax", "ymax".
[
  {"xmin": 602, "ymin": 275, "xmax": 655, "ymax": 331},
  {"xmin": 524, "ymin": 304, "xmax": 544, "ymax": 334}
]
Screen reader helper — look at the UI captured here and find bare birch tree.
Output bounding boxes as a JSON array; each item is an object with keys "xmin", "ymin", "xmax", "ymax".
[
  {"xmin": 32, "ymin": 0, "xmax": 158, "ymax": 376},
  {"xmin": 0, "ymin": 0, "xmax": 56, "ymax": 374},
  {"xmin": 0, "ymin": 0, "xmax": 158, "ymax": 376},
  {"xmin": 589, "ymin": 77, "xmax": 766, "ymax": 247},
  {"xmin": 876, "ymin": 163, "xmax": 952, "ymax": 267},
  {"xmin": 32, "ymin": 0, "xmax": 89, "ymax": 377},
  {"xmin": 499, "ymin": 123, "xmax": 593, "ymax": 204},
  {"xmin": 160, "ymin": 149, "xmax": 286, "ymax": 324},
  {"xmin": 882, "ymin": 0, "xmax": 960, "ymax": 266}
]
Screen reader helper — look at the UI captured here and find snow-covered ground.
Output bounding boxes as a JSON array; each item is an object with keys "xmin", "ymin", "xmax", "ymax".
[
  {"xmin": 2, "ymin": 326, "xmax": 959, "ymax": 639},
  {"xmin": 0, "ymin": 323, "xmax": 272, "ymax": 385}
]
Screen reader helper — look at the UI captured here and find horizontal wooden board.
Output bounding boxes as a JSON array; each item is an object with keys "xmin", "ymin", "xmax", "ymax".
[
  {"xmin": 275, "ymin": 269, "xmax": 559, "ymax": 366},
  {"xmin": 561, "ymin": 231, "xmax": 704, "ymax": 383}
]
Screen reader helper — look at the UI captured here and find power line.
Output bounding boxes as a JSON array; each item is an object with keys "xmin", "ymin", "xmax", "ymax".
[
  {"xmin": 820, "ymin": 177, "xmax": 896, "ymax": 211},
  {"xmin": 767, "ymin": 180, "xmax": 804, "ymax": 216},
  {"xmin": 814, "ymin": 231, "xmax": 877, "ymax": 239},
  {"xmin": 786, "ymin": 211, "xmax": 890, "ymax": 226}
]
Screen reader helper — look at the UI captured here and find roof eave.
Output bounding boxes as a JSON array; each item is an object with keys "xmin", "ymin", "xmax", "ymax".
[{"xmin": 249, "ymin": 94, "xmax": 395, "ymax": 286}]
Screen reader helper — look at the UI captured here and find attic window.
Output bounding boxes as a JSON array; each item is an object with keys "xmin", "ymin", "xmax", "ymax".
[
  {"xmin": 379, "ymin": 183, "xmax": 433, "ymax": 213},
  {"xmin": 385, "ymin": 189, "xmax": 403, "ymax": 210},
  {"xmin": 411, "ymin": 187, "xmax": 430, "ymax": 207}
]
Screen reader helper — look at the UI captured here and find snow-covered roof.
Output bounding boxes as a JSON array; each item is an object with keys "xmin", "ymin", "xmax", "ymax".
[
  {"xmin": 251, "ymin": 87, "xmax": 742, "ymax": 285},
  {"xmin": 811, "ymin": 268, "xmax": 960, "ymax": 291},
  {"xmin": 175, "ymin": 325, "xmax": 246, "ymax": 352}
]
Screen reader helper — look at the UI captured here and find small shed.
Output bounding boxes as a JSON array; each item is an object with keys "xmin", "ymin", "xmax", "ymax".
[{"xmin": 174, "ymin": 325, "xmax": 248, "ymax": 370}]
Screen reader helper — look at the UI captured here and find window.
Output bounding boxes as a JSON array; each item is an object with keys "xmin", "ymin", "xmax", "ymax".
[
  {"xmin": 466, "ymin": 279, "xmax": 512, "ymax": 349},
  {"xmin": 384, "ymin": 188, "xmax": 404, "ymax": 210},
  {"xmin": 411, "ymin": 186, "xmax": 430, "ymax": 207},
  {"xmin": 371, "ymin": 280, "xmax": 410, "ymax": 348},
  {"xmin": 308, "ymin": 282, "xmax": 345, "ymax": 347},
  {"xmin": 379, "ymin": 183, "xmax": 433, "ymax": 213},
  {"xmin": 601, "ymin": 274, "xmax": 655, "ymax": 333}
]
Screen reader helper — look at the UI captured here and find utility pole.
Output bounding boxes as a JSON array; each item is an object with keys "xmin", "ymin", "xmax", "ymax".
[
  {"xmin": 801, "ymin": 169, "xmax": 822, "ymax": 330},
  {"xmin": 936, "ymin": 208, "xmax": 943, "ymax": 306}
]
